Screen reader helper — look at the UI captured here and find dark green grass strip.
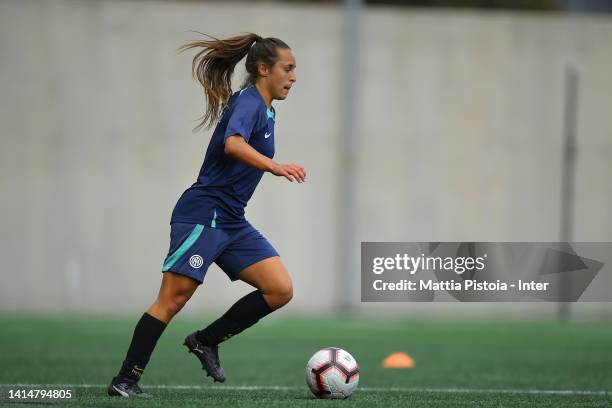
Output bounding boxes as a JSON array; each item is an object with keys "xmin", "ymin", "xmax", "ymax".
[{"xmin": 0, "ymin": 314, "xmax": 610, "ymax": 407}]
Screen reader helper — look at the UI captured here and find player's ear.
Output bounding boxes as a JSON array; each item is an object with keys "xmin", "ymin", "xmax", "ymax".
[{"xmin": 257, "ymin": 61, "xmax": 269, "ymax": 77}]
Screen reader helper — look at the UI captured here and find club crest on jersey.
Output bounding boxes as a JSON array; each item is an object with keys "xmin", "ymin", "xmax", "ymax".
[{"xmin": 189, "ymin": 255, "xmax": 204, "ymax": 268}]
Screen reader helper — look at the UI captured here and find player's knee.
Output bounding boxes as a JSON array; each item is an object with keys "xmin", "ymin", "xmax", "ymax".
[
  {"xmin": 166, "ymin": 300, "xmax": 185, "ymax": 316},
  {"xmin": 161, "ymin": 293, "xmax": 190, "ymax": 317},
  {"xmin": 268, "ymin": 283, "xmax": 293, "ymax": 309},
  {"xmin": 280, "ymin": 287, "xmax": 293, "ymax": 307}
]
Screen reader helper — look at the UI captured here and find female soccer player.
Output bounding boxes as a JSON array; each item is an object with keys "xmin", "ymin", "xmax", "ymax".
[{"xmin": 107, "ymin": 32, "xmax": 304, "ymax": 398}]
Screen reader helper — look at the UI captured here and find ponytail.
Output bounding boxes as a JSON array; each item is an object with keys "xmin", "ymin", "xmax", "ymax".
[{"xmin": 178, "ymin": 32, "xmax": 290, "ymax": 131}]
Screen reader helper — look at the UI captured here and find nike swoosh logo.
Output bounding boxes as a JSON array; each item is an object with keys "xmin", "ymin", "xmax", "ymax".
[
  {"xmin": 112, "ymin": 385, "xmax": 129, "ymax": 397},
  {"xmin": 264, "ymin": 132, "xmax": 271, "ymax": 139}
]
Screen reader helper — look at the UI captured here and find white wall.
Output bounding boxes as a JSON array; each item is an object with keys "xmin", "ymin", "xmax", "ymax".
[{"xmin": 1, "ymin": 0, "xmax": 610, "ymax": 318}]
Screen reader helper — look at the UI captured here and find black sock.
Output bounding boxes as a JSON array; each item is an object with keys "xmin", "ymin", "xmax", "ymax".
[
  {"xmin": 117, "ymin": 312, "xmax": 167, "ymax": 382},
  {"xmin": 196, "ymin": 290, "xmax": 274, "ymax": 346}
]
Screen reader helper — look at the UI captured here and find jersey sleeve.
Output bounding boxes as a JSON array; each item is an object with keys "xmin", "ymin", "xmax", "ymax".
[{"xmin": 223, "ymin": 97, "xmax": 261, "ymax": 144}]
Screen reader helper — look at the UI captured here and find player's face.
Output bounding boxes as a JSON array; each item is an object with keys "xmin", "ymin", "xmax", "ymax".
[{"xmin": 267, "ymin": 48, "xmax": 296, "ymax": 100}]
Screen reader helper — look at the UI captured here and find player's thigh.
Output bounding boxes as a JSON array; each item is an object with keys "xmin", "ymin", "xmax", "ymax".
[
  {"xmin": 237, "ymin": 256, "xmax": 293, "ymax": 296},
  {"xmin": 157, "ymin": 270, "xmax": 199, "ymax": 304}
]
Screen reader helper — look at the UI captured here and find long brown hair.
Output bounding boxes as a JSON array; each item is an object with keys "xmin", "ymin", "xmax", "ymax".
[{"xmin": 178, "ymin": 32, "xmax": 291, "ymax": 131}]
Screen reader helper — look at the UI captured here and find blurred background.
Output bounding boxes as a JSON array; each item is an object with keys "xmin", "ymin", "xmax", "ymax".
[{"xmin": 1, "ymin": 0, "xmax": 611, "ymax": 321}]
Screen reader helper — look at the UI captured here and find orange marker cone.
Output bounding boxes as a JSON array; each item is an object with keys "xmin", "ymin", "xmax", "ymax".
[{"xmin": 382, "ymin": 352, "xmax": 415, "ymax": 368}]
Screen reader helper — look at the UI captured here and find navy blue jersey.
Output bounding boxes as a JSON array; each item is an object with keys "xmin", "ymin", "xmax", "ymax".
[{"xmin": 170, "ymin": 85, "xmax": 276, "ymax": 228}]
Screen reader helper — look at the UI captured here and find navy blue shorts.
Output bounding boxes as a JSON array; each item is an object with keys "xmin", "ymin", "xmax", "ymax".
[{"xmin": 161, "ymin": 222, "xmax": 279, "ymax": 284}]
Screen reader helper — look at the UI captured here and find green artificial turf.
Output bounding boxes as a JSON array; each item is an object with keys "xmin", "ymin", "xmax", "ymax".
[{"xmin": 0, "ymin": 314, "xmax": 610, "ymax": 407}]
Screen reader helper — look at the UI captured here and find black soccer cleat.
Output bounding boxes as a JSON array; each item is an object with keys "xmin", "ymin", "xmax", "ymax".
[
  {"xmin": 184, "ymin": 332, "xmax": 226, "ymax": 383},
  {"xmin": 107, "ymin": 376, "xmax": 152, "ymax": 398}
]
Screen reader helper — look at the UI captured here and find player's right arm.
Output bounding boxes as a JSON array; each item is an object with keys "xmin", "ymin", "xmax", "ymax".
[{"xmin": 224, "ymin": 135, "xmax": 306, "ymax": 183}]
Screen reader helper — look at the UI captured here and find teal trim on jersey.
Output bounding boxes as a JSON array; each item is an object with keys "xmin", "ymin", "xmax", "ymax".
[
  {"xmin": 239, "ymin": 87, "xmax": 249, "ymax": 96},
  {"xmin": 266, "ymin": 107, "xmax": 275, "ymax": 121},
  {"xmin": 211, "ymin": 209, "xmax": 217, "ymax": 229},
  {"xmin": 162, "ymin": 224, "xmax": 204, "ymax": 271}
]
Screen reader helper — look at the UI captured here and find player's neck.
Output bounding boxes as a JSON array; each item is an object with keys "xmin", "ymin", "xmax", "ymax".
[{"xmin": 255, "ymin": 83, "xmax": 273, "ymax": 109}]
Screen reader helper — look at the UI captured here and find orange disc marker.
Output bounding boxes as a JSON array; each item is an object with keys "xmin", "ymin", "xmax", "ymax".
[{"xmin": 382, "ymin": 352, "xmax": 415, "ymax": 368}]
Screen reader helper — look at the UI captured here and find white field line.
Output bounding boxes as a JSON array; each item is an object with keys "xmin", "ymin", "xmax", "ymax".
[{"xmin": 0, "ymin": 384, "xmax": 609, "ymax": 396}]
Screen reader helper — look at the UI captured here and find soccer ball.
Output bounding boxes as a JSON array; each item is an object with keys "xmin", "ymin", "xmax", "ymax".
[{"xmin": 305, "ymin": 347, "xmax": 360, "ymax": 399}]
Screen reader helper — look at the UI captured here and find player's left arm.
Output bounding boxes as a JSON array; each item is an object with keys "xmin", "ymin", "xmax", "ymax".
[{"xmin": 224, "ymin": 135, "xmax": 306, "ymax": 183}]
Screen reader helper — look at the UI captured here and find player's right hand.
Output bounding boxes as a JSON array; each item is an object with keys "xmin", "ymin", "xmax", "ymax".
[{"xmin": 271, "ymin": 163, "xmax": 306, "ymax": 183}]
